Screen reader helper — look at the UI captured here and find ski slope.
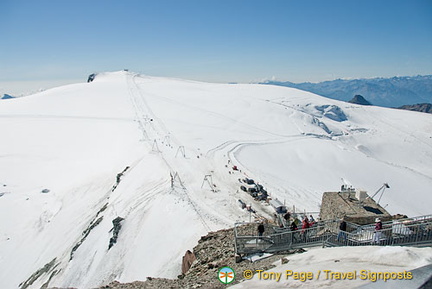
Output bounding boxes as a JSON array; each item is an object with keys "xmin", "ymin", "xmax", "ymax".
[{"xmin": 0, "ymin": 71, "xmax": 431, "ymax": 288}]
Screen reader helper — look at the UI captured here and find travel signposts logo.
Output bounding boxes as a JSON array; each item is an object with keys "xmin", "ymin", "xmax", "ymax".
[{"xmin": 218, "ymin": 266, "xmax": 236, "ymax": 284}]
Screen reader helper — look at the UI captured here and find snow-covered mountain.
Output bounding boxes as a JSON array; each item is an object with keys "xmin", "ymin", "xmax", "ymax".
[
  {"xmin": 0, "ymin": 71, "xmax": 431, "ymax": 288},
  {"xmin": 263, "ymin": 75, "xmax": 432, "ymax": 107}
]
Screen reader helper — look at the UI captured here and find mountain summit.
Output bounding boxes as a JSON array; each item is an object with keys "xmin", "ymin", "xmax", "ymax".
[
  {"xmin": 349, "ymin": 94, "xmax": 372, "ymax": 105},
  {"xmin": 1, "ymin": 93, "xmax": 15, "ymax": 99}
]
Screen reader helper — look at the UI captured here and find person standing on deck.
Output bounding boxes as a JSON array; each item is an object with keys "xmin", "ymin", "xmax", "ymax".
[
  {"xmin": 337, "ymin": 218, "xmax": 347, "ymax": 242},
  {"xmin": 373, "ymin": 218, "xmax": 383, "ymax": 244},
  {"xmin": 301, "ymin": 216, "xmax": 310, "ymax": 241},
  {"xmin": 258, "ymin": 223, "xmax": 265, "ymax": 237}
]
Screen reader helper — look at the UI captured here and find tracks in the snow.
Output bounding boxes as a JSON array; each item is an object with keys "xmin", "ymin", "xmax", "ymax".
[{"xmin": 125, "ymin": 74, "xmax": 213, "ymax": 232}]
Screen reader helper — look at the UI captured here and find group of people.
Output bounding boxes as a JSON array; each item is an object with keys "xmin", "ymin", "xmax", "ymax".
[
  {"xmin": 259, "ymin": 213, "xmax": 316, "ymax": 239},
  {"xmin": 299, "ymin": 215, "xmax": 314, "ymax": 240},
  {"xmin": 258, "ymin": 212, "xmax": 383, "ymax": 244},
  {"xmin": 282, "ymin": 214, "xmax": 384, "ymax": 245},
  {"xmin": 282, "ymin": 213, "xmax": 316, "ymax": 241},
  {"xmin": 258, "ymin": 214, "xmax": 385, "ymax": 245},
  {"xmin": 285, "ymin": 213, "xmax": 315, "ymax": 230}
]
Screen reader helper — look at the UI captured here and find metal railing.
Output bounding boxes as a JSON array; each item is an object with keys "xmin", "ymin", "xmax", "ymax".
[
  {"xmin": 335, "ymin": 216, "xmax": 432, "ymax": 247},
  {"xmin": 234, "ymin": 214, "xmax": 432, "ymax": 255}
]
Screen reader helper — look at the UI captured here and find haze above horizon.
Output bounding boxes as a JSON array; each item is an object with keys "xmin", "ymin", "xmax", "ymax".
[{"xmin": 1, "ymin": 0, "xmax": 431, "ymax": 95}]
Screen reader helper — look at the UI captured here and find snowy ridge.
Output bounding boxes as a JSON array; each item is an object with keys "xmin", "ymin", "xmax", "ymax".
[{"xmin": 0, "ymin": 71, "xmax": 431, "ymax": 288}]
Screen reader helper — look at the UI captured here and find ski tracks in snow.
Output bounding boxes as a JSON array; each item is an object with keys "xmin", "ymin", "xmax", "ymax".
[
  {"xmin": 125, "ymin": 74, "xmax": 216, "ymax": 232},
  {"xmin": 127, "ymin": 74, "xmax": 177, "ymax": 148}
]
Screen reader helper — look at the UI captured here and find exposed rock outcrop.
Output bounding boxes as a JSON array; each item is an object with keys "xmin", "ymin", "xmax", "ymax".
[
  {"xmin": 348, "ymin": 95, "xmax": 372, "ymax": 105},
  {"xmin": 397, "ymin": 103, "xmax": 432, "ymax": 114},
  {"xmin": 99, "ymin": 226, "xmax": 304, "ymax": 289},
  {"xmin": 315, "ymin": 105, "xmax": 348, "ymax": 121},
  {"xmin": 70, "ymin": 203, "xmax": 108, "ymax": 260},
  {"xmin": 108, "ymin": 217, "xmax": 125, "ymax": 250},
  {"xmin": 181, "ymin": 250, "xmax": 196, "ymax": 274},
  {"xmin": 20, "ymin": 258, "xmax": 58, "ymax": 289}
]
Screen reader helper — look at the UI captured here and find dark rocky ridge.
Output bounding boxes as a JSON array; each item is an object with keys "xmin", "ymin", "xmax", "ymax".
[
  {"xmin": 397, "ymin": 103, "xmax": 432, "ymax": 114},
  {"xmin": 95, "ymin": 225, "xmax": 304, "ymax": 289}
]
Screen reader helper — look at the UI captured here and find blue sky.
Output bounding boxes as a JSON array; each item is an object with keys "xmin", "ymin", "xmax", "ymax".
[{"xmin": 1, "ymin": 0, "xmax": 431, "ymax": 92}]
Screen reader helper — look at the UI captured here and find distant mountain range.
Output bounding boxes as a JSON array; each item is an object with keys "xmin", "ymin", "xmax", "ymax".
[
  {"xmin": 346, "ymin": 95, "xmax": 432, "ymax": 114},
  {"xmin": 262, "ymin": 75, "xmax": 432, "ymax": 108}
]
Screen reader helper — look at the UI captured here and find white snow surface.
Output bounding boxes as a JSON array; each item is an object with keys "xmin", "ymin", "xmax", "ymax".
[
  {"xmin": 0, "ymin": 71, "xmax": 431, "ymax": 288},
  {"xmin": 230, "ymin": 246, "xmax": 432, "ymax": 289}
]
